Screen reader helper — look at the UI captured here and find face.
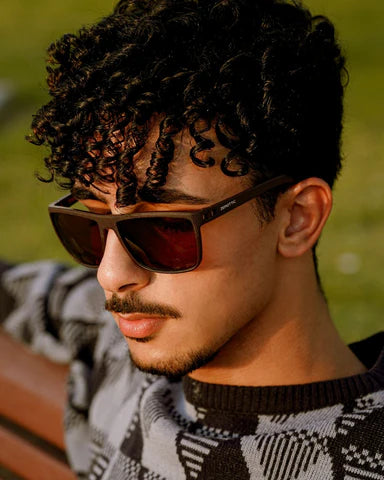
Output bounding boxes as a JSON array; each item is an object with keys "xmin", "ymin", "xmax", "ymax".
[{"xmin": 77, "ymin": 128, "xmax": 282, "ymax": 379}]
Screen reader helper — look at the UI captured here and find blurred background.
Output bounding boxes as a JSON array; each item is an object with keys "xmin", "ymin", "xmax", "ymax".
[{"xmin": 0, "ymin": 0, "xmax": 383, "ymax": 342}]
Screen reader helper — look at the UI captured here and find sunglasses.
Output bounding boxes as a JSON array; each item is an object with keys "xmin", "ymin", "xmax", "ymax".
[{"xmin": 48, "ymin": 175, "xmax": 293, "ymax": 273}]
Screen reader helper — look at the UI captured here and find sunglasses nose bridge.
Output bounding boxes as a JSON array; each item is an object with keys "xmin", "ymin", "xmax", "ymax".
[
  {"xmin": 97, "ymin": 216, "xmax": 119, "ymax": 250},
  {"xmin": 98, "ymin": 219, "xmax": 142, "ymax": 270}
]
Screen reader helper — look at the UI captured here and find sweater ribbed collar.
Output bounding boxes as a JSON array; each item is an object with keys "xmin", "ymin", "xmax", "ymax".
[{"xmin": 183, "ymin": 332, "xmax": 384, "ymax": 415}]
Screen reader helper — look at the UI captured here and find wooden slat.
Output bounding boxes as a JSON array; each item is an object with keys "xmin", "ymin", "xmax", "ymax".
[
  {"xmin": 0, "ymin": 330, "xmax": 68, "ymax": 449},
  {"xmin": 0, "ymin": 425, "xmax": 76, "ymax": 480}
]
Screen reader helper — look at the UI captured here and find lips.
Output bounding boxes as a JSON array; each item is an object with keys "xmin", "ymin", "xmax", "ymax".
[{"xmin": 115, "ymin": 313, "xmax": 167, "ymax": 339}]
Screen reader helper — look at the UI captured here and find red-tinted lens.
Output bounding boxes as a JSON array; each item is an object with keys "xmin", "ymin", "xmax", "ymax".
[
  {"xmin": 117, "ymin": 216, "xmax": 199, "ymax": 271},
  {"xmin": 51, "ymin": 213, "xmax": 104, "ymax": 267}
]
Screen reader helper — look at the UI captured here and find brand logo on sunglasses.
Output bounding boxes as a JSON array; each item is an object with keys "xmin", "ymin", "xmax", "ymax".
[{"xmin": 220, "ymin": 199, "xmax": 237, "ymax": 211}]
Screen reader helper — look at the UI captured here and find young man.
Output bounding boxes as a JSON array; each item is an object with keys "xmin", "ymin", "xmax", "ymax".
[{"xmin": 1, "ymin": 0, "xmax": 383, "ymax": 478}]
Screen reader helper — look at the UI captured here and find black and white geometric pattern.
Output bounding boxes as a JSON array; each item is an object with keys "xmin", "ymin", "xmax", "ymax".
[
  {"xmin": 245, "ymin": 430, "xmax": 329, "ymax": 480},
  {"xmin": 177, "ymin": 431, "xmax": 220, "ymax": 478},
  {"xmin": 89, "ymin": 453, "xmax": 110, "ymax": 480}
]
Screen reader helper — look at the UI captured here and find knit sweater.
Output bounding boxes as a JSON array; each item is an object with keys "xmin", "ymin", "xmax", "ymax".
[{"xmin": 1, "ymin": 261, "xmax": 384, "ymax": 479}]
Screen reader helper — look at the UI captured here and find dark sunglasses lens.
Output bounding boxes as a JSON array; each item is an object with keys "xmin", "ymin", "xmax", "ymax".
[
  {"xmin": 51, "ymin": 213, "xmax": 103, "ymax": 267},
  {"xmin": 117, "ymin": 217, "xmax": 199, "ymax": 272}
]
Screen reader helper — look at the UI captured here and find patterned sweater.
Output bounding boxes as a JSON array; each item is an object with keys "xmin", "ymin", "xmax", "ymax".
[{"xmin": 1, "ymin": 261, "xmax": 384, "ymax": 480}]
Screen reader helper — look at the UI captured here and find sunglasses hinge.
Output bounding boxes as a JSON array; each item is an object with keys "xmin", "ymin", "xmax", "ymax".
[{"xmin": 202, "ymin": 211, "xmax": 214, "ymax": 222}]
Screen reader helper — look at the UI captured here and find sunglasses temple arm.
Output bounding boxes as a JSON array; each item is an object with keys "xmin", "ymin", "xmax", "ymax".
[
  {"xmin": 49, "ymin": 194, "xmax": 78, "ymax": 208},
  {"xmin": 200, "ymin": 175, "xmax": 294, "ymax": 225}
]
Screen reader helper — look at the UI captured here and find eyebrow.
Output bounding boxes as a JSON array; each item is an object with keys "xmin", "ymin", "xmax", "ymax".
[
  {"xmin": 141, "ymin": 188, "xmax": 209, "ymax": 205},
  {"xmin": 71, "ymin": 186, "xmax": 209, "ymax": 205}
]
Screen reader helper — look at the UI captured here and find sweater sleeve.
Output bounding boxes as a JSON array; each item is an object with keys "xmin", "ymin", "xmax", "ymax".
[
  {"xmin": 0, "ymin": 260, "xmax": 106, "ymax": 364},
  {"xmin": 0, "ymin": 260, "xmax": 128, "ymax": 476},
  {"xmin": 0, "ymin": 261, "xmax": 16, "ymax": 322}
]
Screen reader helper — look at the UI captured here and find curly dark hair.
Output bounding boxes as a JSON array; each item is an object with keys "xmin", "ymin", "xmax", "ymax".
[{"xmin": 29, "ymin": 0, "xmax": 346, "ymax": 214}]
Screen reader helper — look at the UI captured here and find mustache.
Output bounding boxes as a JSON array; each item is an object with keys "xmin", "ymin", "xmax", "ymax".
[{"xmin": 105, "ymin": 293, "xmax": 181, "ymax": 319}]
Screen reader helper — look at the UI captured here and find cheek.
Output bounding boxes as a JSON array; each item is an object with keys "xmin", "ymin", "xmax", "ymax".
[
  {"xmin": 199, "ymin": 208, "xmax": 277, "ymax": 274},
  {"xmin": 153, "ymin": 214, "xmax": 278, "ymax": 326},
  {"xmin": 202, "ymin": 217, "xmax": 277, "ymax": 316}
]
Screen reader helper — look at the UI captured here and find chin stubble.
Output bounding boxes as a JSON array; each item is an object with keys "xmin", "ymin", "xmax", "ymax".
[
  {"xmin": 128, "ymin": 344, "xmax": 220, "ymax": 382},
  {"xmin": 106, "ymin": 292, "xmax": 222, "ymax": 380}
]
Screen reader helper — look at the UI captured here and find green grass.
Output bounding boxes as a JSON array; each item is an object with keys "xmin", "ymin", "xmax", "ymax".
[{"xmin": 0, "ymin": 0, "xmax": 383, "ymax": 343}]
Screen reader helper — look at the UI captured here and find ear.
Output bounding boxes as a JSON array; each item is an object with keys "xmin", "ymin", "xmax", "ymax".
[{"xmin": 277, "ymin": 178, "xmax": 332, "ymax": 258}]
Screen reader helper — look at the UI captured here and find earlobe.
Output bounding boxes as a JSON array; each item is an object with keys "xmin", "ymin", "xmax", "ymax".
[{"xmin": 277, "ymin": 178, "xmax": 332, "ymax": 258}]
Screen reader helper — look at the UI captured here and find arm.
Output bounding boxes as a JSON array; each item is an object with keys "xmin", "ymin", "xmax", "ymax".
[
  {"xmin": 0, "ymin": 260, "xmax": 112, "ymax": 476},
  {"xmin": 0, "ymin": 260, "xmax": 105, "ymax": 364}
]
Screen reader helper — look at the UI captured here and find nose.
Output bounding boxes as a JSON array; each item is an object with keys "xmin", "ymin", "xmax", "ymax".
[{"xmin": 97, "ymin": 229, "xmax": 151, "ymax": 294}]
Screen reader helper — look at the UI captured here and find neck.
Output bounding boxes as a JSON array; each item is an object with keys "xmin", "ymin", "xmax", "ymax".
[{"xmin": 189, "ymin": 253, "xmax": 367, "ymax": 386}]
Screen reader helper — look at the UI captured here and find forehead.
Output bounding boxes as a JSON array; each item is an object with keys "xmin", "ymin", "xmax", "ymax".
[
  {"xmin": 86, "ymin": 125, "xmax": 252, "ymax": 204},
  {"xmin": 139, "ymin": 127, "xmax": 250, "ymax": 198}
]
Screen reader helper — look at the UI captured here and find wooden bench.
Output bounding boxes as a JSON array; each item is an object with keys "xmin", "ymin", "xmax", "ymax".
[{"xmin": 0, "ymin": 330, "xmax": 76, "ymax": 480}]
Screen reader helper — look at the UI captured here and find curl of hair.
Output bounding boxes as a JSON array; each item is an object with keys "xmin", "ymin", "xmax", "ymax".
[{"xmin": 143, "ymin": 115, "xmax": 182, "ymax": 192}]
